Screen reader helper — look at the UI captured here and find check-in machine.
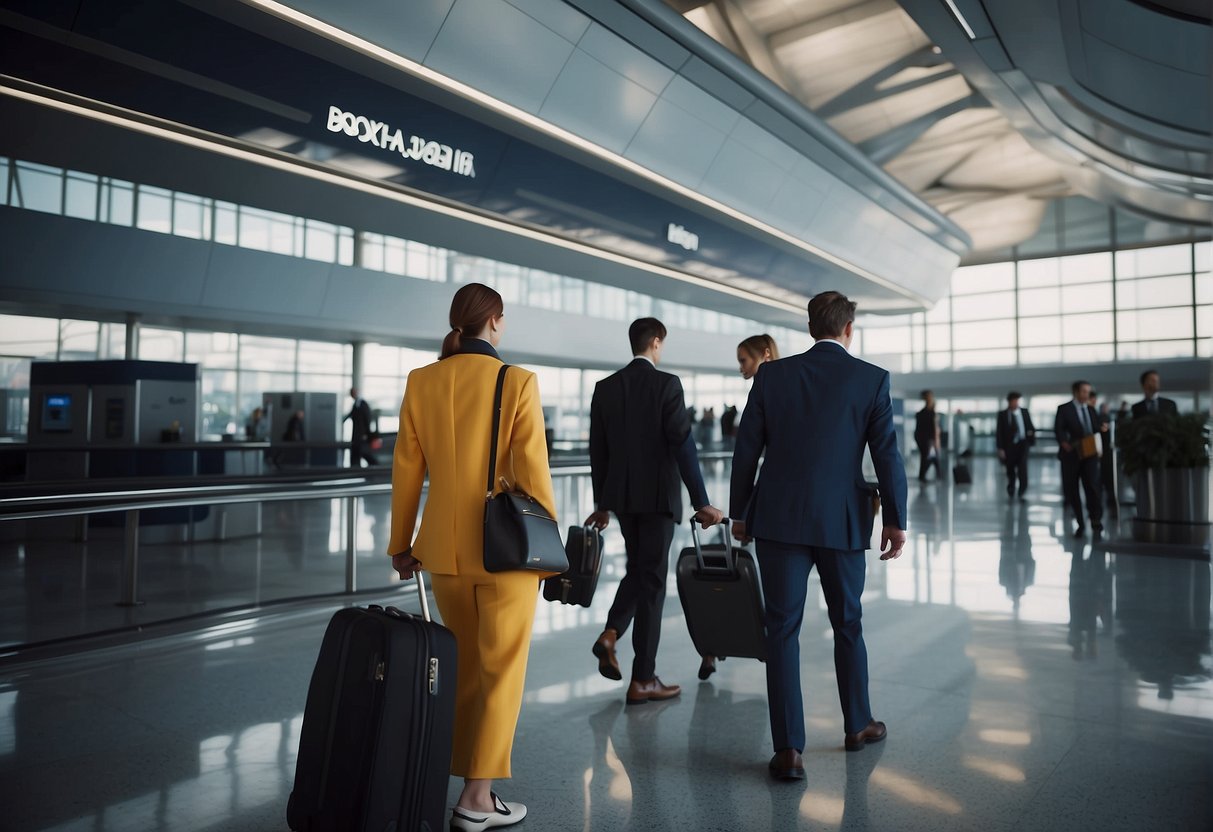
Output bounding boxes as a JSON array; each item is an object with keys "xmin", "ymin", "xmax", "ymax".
[{"xmin": 26, "ymin": 361, "xmax": 261, "ymax": 540}]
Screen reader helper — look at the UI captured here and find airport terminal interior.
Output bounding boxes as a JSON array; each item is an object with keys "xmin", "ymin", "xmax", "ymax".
[{"xmin": 0, "ymin": 0, "xmax": 1209, "ymax": 830}]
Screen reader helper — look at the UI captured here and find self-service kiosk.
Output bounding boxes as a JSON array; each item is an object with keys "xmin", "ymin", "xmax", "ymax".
[{"xmin": 26, "ymin": 361, "xmax": 260, "ymax": 540}]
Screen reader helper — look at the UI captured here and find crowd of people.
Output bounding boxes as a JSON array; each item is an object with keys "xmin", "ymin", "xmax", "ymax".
[
  {"xmin": 914, "ymin": 368, "xmax": 1180, "ymax": 538},
  {"xmin": 387, "ymin": 284, "xmax": 908, "ymax": 830}
]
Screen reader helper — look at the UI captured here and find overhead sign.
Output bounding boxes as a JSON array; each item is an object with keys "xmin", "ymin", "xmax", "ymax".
[{"xmin": 326, "ymin": 105, "xmax": 476, "ymax": 178}]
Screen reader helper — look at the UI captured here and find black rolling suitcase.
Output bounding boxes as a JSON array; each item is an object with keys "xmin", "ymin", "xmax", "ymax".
[
  {"xmin": 676, "ymin": 521, "xmax": 767, "ymax": 662},
  {"xmin": 287, "ymin": 573, "xmax": 457, "ymax": 832},
  {"xmin": 543, "ymin": 524, "xmax": 604, "ymax": 607},
  {"xmin": 953, "ymin": 464, "xmax": 972, "ymax": 485}
]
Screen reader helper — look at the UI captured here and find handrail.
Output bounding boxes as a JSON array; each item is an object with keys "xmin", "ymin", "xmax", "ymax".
[
  {"xmin": 0, "ymin": 450, "xmax": 729, "ymax": 520},
  {"xmin": 0, "ymin": 449, "xmax": 727, "ymax": 609}
]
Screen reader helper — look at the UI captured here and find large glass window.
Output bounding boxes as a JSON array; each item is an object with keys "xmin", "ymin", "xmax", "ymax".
[
  {"xmin": 64, "ymin": 172, "xmax": 98, "ymax": 221},
  {"xmin": 12, "ymin": 161, "xmax": 62, "ymax": 214},
  {"xmin": 135, "ymin": 185, "xmax": 173, "ymax": 234},
  {"xmin": 1, "ymin": 314, "xmax": 59, "ymax": 358}
]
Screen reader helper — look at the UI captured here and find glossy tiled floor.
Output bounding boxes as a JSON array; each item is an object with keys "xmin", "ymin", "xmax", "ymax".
[{"xmin": 1, "ymin": 457, "xmax": 1209, "ymax": 831}]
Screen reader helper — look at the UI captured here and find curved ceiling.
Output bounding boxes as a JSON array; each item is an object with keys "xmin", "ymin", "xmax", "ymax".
[{"xmin": 665, "ymin": 0, "xmax": 1211, "ymax": 256}]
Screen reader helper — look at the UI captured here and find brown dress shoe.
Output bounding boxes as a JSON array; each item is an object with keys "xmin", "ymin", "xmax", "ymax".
[
  {"xmin": 592, "ymin": 629, "xmax": 622, "ymax": 681},
  {"xmin": 844, "ymin": 720, "xmax": 887, "ymax": 751},
  {"xmin": 625, "ymin": 676, "xmax": 681, "ymax": 704},
  {"xmin": 768, "ymin": 749, "xmax": 804, "ymax": 781}
]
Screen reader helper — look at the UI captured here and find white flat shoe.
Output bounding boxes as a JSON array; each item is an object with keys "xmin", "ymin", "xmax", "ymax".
[{"xmin": 450, "ymin": 793, "xmax": 527, "ymax": 831}]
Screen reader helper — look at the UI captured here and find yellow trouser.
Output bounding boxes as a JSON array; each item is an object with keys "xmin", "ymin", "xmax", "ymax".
[{"xmin": 429, "ymin": 559, "xmax": 539, "ymax": 779}]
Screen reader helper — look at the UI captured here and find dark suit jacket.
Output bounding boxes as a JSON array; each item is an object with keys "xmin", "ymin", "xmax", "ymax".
[
  {"xmin": 589, "ymin": 359, "xmax": 708, "ymax": 523},
  {"xmin": 729, "ymin": 342, "xmax": 907, "ymax": 551},
  {"xmin": 995, "ymin": 408, "xmax": 1036, "ymax": 452},
  {"xmin": 345, "ymin": 399, "xmax": 374, "ymax": 440},
  {"xmin": 1131, "ymin": 397, "xmax": 1178, "ymax": 419},
  {"xmin": 1054, "ymin": 401, "xmax": 1099, "ymax": 459}
]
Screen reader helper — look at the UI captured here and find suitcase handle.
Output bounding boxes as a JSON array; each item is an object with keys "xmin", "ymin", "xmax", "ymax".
[
  {"xmin": 690, "ymin": 519, "xmax": 735, "ymax": 574},
  {"xmin": 415, "ymin": 571, "xmax": 432, "ymax": 623}
]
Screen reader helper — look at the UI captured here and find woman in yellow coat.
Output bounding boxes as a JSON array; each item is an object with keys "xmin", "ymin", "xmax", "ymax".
[{"xmin": 389, "ymin": 282, "xmax": 555, "ymax": 832}]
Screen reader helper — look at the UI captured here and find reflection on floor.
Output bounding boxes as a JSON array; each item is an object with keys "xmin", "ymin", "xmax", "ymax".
[{"xmin": 0, "ymin": 457, "xmax": 1209, "ymax": 831}]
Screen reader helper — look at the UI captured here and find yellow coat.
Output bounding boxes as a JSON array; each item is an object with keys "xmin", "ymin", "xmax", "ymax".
[{"xmin": 388, "ymin": 352, "xmax": 556, "ymax": 575}]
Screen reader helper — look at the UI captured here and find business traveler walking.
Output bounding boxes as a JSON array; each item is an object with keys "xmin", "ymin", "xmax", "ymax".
[
  {"xmin": 730, "ymin": 291, "xmax": 907, "ymax": 781},
  {"xmin": 914, "ymin": 391, "xmax": 941, "ymax": 481},
  {"xmin": 1054, "ymin": 380, "xmax": 1107, "ymax": 538},
  {"xmin": 389, "ymin": 283, "xmax": 554, "ymax": 831},
  {"xmin": 587, "ymin": 317, "xmax": 724, "ymax": 704},
  {"xmin": 344, "ymin": 387, "xmax": 379, "ymax": 467},
  {"xmin": 695, "ymin": 333, "xmax": 782, "ymax": 682},
  {"xmin": 996, "ymin": 392, "xmax": 1035, "ymax": 499}
]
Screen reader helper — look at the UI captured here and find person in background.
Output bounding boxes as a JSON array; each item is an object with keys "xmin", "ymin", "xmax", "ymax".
[
  {"xmin": 914, "ymin": 391, "xmax": 941, "ymax": 481},
  {"xmin": 586, "ymin": 317, "xmax": 724, "ymax": 705},
  {"xmin": 1131, "ymin": 369, "xmax": 1178, "ymax": 418},
  {"xmin": 696, "ymin": 333, "xmax": 782, "ymax": 682},
  {"xmin": 1090, "ymin": 393, "xmax": 1116, "ymax": 515},
  {"xmin": 996, "ymin": 392, "xmax": 1035, "ymax": 500},
  {"xmin": 283, "ymin": 409, "xmax": 305, "ymax": 442},
  {"xmin": 737, "ymin": 333, "xmax": 780, "ymax": 380},
  {"xmin": 245, "ymin": 407, "xmax": 268, "ymax": 441},
  {"xmin": 720, "ymin": 404, "xmax": 739, "ymax": 446},
  {"xmin": 1055, "ymin": 381, "xmax": 1107, "ymax": 538},
  {"xmin": 389, "ymin": 282, "xmax": 554, "ymax": 831},
  {"xmin": 344, "ymin": 387, "xmax": 379, "ymax": 467},
  {"xmin": 699, "ymin": 407, "xmax": 717, "ymax": 448},
  {"xmin": 731, "ymin": 291, "xmax": 907, "ymax": 781}
]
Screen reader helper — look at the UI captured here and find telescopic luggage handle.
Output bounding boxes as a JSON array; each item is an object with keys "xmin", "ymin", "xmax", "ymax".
[
  {"xmin": 690, "ymin": 518, "xmax": 736, "ymax": 574},
  {"xmin": 415, "ymin": 571, "xmax": 432, "ymax": 623},
  {"xmin": 380, "ymin": 570, "xmax": 433, "ymax": 622}
]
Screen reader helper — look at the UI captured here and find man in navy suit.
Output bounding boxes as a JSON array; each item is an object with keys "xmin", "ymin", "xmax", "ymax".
[
  {"xmin": 731, "ymin": 291, "xmax": 907, "ymax": 781},
  {"xmin": 1054, "ymin": 380, "xmax": 1107, "ymax": 538}
]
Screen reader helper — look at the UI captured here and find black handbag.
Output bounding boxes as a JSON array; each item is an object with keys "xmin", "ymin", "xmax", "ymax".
[{"xmin": 483, "ymin": 365, "xmax": 568, "ymax": 574}]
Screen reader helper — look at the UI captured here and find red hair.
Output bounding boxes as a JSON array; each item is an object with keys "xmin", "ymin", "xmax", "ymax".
[{"xmin": 440, "ymin": 283, "xmax": 504, "ymax": 359}]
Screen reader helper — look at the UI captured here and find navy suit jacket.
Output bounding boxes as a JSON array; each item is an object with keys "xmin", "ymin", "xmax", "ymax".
[
  {"xmin": 589, "ymin": 358, "xmax": 709, "ymax": 523},
  {"xmin": 1054, "ymin": 401, "xmax": 1100, "ymax": 460},
  {"xmin": 1130, "ymin": 397, "xmax": 1178, "ymax": 419},
  {"xmin": 729, "ymin": 342, "xmax": 907, "ymax": 551}
]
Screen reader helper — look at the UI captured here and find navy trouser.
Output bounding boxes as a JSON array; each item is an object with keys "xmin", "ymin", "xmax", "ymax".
[{"xmin": 757, "ymin": 539, "xmax": 872, "ymax": 751}]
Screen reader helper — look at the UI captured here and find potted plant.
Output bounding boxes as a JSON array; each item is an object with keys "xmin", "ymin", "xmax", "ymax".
[{"xmin": 1116, "ymin": 412, "xmax": 1211, "ymax": 545}]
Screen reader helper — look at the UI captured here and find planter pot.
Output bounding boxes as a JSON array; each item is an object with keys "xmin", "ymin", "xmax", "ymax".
[{"xmin": 1131, "ymin": 467, "xmax": 1211, "ymax": 545}]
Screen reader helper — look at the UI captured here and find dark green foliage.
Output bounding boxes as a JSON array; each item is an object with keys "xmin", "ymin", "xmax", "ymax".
[{"xmin": 1116, "ymin": 411, "xmax": 1210, "ymax": 476}]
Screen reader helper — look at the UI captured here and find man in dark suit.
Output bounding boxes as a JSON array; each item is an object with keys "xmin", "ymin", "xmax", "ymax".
[
  {"xmin": 995, "ymin": 391, "xmax": 1036, "ymax": 500},
  {"xmin": 730, "ymin": 291, "xmax": 907, "ymax": 781},
  {"xmin": 343, "ymin": 388, "xmax": 378, "ymax": 467},
  {"xmin": 1054, "ymin": 380, "xmax": 1108, "ymax": 538},
  {"xmin": 586, "ymin": 318, "xmax": 724, "ymax": 705},
  {"xmin": 914, "ymin": 390, "xmax": 941, "ymax": 481},
  {"xmin": 1131, "ymin": 369, "xmax": 1179, "ymax": 419}
]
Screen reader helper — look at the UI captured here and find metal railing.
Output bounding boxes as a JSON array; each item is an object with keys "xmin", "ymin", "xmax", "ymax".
[{"xmin": 0, "ymin": 452, "xmax": 728, "ymax": 610}]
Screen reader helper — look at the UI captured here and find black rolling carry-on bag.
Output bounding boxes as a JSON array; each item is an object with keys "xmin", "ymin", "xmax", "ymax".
[
  {"xmin": 543, "ymin": 524, "xmax": 604, "ymax": 607},
  {"xmin": 953, "ymin": 464, "xmax": 972, "ymax": 485},
  {"xmin": 287, "ymin": 573, "xmax": 457, "ymax": 832},
  {"xmin": 676, "ymin": 521, "xmax": 767, "ymax": 662}
]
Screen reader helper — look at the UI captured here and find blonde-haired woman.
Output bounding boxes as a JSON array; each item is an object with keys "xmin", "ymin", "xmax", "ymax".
[
  {"xmin": 390, "ymin": 282, "xmax": 555, "ymax": 831},
  {"xmin": 699, "ymin": 333, "xmax": 781, "ymax": 681},
  {"xmin": 737, "ymin": 334, "xmax": 780, "ymax": 380}
]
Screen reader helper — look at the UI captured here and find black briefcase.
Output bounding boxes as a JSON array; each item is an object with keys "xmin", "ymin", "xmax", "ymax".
[
  {"xmin": 543, "ymin": 524, "xmax": 604, "ymax": 607},
  {"xmin": 676, "ymin": 521, "xmax": 767, "ymax": 662},
  {"xmin": 288, "ymin": 574, "xmax": 456, "ymax": 832}
]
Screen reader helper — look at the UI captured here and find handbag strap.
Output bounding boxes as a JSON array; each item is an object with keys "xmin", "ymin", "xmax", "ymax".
[{"xmin": 486, "ymin": 364, "xmax": 510, "ymax": 499}]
